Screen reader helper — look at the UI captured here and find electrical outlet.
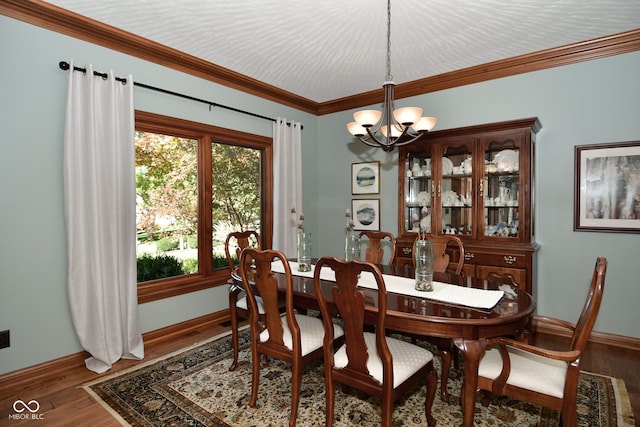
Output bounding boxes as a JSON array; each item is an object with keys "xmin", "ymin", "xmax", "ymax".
[{"xmin": 0, "ymin": 330, "xmax": 9, "ymax": 349}]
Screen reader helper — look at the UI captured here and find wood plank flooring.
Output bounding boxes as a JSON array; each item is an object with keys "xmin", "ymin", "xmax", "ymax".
[{"xmin": 1, "ymin": 323, "xmax": 638, "ymax": 426}]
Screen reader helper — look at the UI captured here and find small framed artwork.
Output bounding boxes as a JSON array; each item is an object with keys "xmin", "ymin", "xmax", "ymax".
[
  {"xmin": 574, "ymin": 141, "xmax": 640, "ymax": 233},
  {"xmin": 352, "ymin": 199, "xmax": 380, "ymax": 231},
  {"xmin": 352, "ymin": 161, "xmax": 380, "ymax": 194}
]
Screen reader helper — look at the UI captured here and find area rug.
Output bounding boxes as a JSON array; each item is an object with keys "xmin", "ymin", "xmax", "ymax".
[{"xmin": 84, "ymin": 329, "xmax": 635, "ymax": 426}]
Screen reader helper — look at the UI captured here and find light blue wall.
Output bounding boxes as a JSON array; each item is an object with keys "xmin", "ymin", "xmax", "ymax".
[
  {"xmin": 317, "ymin": 51, "xmax": 640, "ymax": 339},
  {"xmin": 0, "ymin": 16, "xmax": 316, "ymax": 374},
  {"xmin": 1, "ymin": 15, "xmax": 638, "ymax": 376}
]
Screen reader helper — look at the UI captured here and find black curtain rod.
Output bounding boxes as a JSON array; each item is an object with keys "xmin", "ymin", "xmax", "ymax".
[{"xmin": 58, "ymin": 61, "xmax": 302, "ymax": 129}]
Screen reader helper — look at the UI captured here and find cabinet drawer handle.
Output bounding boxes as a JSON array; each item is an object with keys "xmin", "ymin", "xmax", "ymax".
[
  {"xmin": 464, "ymin": 253, "xmax": 475, "ymax": 261},
  {"xmin": 504, "ymin": 255, "xmax": 517, "ymax": 265},
  {"xmin": 402, "ymin": 247, "xmax": 412, "ymax": 255}
]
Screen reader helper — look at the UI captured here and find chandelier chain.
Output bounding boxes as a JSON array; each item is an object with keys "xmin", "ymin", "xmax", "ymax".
[{"xmin": 386, "ymin": 0, "xmax": 392, "ymax": 82}]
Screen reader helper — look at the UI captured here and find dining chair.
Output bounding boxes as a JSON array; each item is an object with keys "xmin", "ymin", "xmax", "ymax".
[
  {"xmin": 313, "ymin": 257, "xmax": 437, "ymax": 427},
  {"xmin": 476, "ymin": 256, "xmax": 608, "ymax": 427},
  {"xmin": 393, "ymin": 233, "xmax": 466, "ymax": 402},
  {"xmin": 485, "ymin": 271, "xmax": 531, "ymax": 340},
  {"xmin": 239, "ymin": 249, "xmax": 344, "ymax": 427},
  {"xmin": 225, "ymin": 230, "xmax": 262, "ymax": 371},
  {"xmin": 484, "ymin": 271, "xmax": 519, "ymax": 288},
  {"xmin": 392, "ymin": 234, "xmax": 464, "ymax": 276},
  {"xmin": 425, "ymin": 234, "xmax": 465, "ymax": 275},
  {"xmin": 358, "ymin": 230, "xmax": 396, "ymax": 265}
]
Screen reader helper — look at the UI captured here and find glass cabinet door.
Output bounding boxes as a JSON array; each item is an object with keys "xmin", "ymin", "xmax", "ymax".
[
  {"xmin": 438, "ymin": 143, "xmax": 474, "ymax": 237},
  {"xmin": 404, "ymin": 152, "xmax": 433, "ymax": 233},
  {"xmin": 482, "ymin": 138, "xmax": 521, "ymax": 239}
]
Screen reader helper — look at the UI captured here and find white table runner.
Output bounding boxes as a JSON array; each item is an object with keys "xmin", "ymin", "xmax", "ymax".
[{"xmin": 271, "ymin": 261, "xmax": 504, "ymax": 310}]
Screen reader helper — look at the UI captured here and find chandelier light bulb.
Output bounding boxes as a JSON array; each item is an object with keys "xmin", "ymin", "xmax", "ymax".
[
  {"xmin": 381, "ymin": 124, "xmax": 404, "ymax": 138},
  {"xmin": 347, "ymin": 121, "xmax": 367, "ymax": 137},
  {"xmin": 411, "ymin": 116, "xmax": 438, "ymax": 132},
  {"xmin": 353, "ymin": 110, "xmax": 383, "ymax": 127},
  {"xmin": 393, "ymin": 107, "xmax": 423, "ymax": 126}
]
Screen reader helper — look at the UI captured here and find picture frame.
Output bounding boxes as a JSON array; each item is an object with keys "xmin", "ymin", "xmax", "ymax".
[
  {"xmin": 352, "ymin": 161, "xmax": 380, "ymax": 194},
  {"xmin": 351, "ymin": 199, "xmax": 380, "ymax": 231},
  {"xmin": 574, "ymin": 141, "xmax": 640, "ymax": 233}
]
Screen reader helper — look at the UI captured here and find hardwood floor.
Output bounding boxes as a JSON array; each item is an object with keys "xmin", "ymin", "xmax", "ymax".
[{"xmin": 0, "ymin": 323, "xmax": 638, "ymax": 426}]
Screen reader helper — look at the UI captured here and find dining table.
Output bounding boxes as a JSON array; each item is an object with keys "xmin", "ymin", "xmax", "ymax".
[{"xmin": 230, "ymin": 259, "xmax": 535, "ymax": 427}]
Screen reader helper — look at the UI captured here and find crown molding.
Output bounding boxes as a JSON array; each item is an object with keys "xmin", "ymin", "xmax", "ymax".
[
  {"xmin": 3, "ymin": 0, "xmax": 640, "ymax": 116},
  {"xmin": 318, "ymin": 28, "xmax": 640, "ymax": 115},
  {"xmin": 0, "ymin": 0, "xmax": 320, "ymax": 114}
]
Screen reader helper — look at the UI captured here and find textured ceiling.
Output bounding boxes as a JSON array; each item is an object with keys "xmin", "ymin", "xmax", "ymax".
[{"xmin": 45, "ymin": 0, "xmax": 640, "ymax": 103}]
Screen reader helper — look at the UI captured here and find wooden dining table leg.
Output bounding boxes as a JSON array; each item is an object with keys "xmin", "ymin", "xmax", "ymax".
[{"xmin": 454, "ymin": 338, "xmax": 487, "ymax": 427}]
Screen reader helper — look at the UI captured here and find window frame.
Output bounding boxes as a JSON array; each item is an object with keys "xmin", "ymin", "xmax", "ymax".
[{"xmin": 135, "ymin": 111, "xmax": 273, "ymax": 304}]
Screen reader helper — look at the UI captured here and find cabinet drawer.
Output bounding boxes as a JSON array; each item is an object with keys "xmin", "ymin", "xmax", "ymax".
[{"xmin": 463, "ymin": 251, "xmax": 527, "ymax": 268}]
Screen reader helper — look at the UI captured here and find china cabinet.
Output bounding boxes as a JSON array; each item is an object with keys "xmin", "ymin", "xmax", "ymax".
[{"xmin": 397, "ymin": 118, "xmax": 541, "ymax": 296}]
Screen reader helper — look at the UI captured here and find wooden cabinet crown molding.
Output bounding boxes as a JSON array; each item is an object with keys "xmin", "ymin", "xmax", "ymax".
[{"xmin": 3, "ymin": 1, "xmax": 640, "ymax": 116}]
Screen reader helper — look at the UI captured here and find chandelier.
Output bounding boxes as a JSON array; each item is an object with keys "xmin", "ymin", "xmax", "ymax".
[{"xmin": 347, "ymin": 0, "xmax": 437, "ymax": 152}]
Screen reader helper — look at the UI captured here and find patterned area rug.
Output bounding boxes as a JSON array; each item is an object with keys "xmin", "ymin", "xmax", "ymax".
[{"xmin": 84, "ymin": 329, "xmax": 635, "ymax": 426}]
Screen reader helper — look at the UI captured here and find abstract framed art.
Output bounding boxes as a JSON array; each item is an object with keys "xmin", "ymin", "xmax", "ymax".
[
  {"xmin": 351, "ymin": 199, "xmax": 380, "ymax": 231},
  {"xmin": 352, "ymin": 161, "xmax": 380, "ymax": 194},
  {"xmin": 574, "ymin": 141, "xmax": 640, "ymax": 233}
]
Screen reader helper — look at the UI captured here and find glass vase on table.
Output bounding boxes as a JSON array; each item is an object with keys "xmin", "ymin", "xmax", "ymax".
[
  {"xmin": 344, "ymin": 231, "xmax": 361, "ymax": 262},
  {"xmin": 296, "ymin": 231, "xmax": 312, "ymax": 272},
  {"xmin": 414, "ymin": 239, "xmax": 434, "ymax": 291}
]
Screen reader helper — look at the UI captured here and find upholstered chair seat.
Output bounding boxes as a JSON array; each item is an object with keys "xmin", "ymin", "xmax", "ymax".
[
  {"xmin": 478, "ymin": 345, "xmax": 568, "ymax": 398},
  {"xmin": 259, "ymin": 313, "xmax": 342, "ymax": 357},
  {"xmin": 236, "ymin": 295, "xmax": 265, "ymax": 314},
  {"xmin": 334, "ymin": 332, "xmax": 434, "ymax": 388}
]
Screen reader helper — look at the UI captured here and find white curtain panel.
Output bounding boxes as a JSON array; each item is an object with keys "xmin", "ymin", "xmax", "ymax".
[
  {"xmin": 63, "ymin": 60, "xmax": 144, "ymax": 373},
  {"xmin": 272, "ymin": 118, "xmax": 303, "ymax": 256}
]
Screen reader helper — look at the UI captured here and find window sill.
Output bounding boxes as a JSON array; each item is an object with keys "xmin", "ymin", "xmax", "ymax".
[{"xmin": 137, "ymin": 269, "xmax": 230, "ymax": 304}]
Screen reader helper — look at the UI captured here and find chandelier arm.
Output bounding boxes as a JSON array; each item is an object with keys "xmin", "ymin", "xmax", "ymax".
[
  {"xmin": 364, "ymin": 127, "xmax": 386, "ymax": 146},
  {"xmin": 358, "ymin": 134, "xmax": 386, "ymax": 148},
  {"xmin": 394, "ymin": 132, "xmax": 428, "ymax": 147}
]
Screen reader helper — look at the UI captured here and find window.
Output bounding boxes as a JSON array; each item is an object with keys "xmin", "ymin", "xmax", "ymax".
[{"xmin": 135, "ymin": 111, "xmax": 273, "ymax": 303}]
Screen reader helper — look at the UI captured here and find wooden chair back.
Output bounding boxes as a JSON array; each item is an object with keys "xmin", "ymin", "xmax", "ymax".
[
  {"xmin": 569, "ymin": 256, "xmax": 607, "ymax": 353},
  {"xmin": 358, "ymin": 230, "xmax": 396, "ymax": 265},
  {"xmin": 225, "ymin": 230, "xmax": 260, "ymax": 270},
  {"xmin": 395, "ymin": 234, "xmax": 465, "ymax": 276},
  {"xmin": 392, "ymin": 252, "xmax": 415, "ymax": 276},
  {"xmin": 424, "ymin": 234, "xmax": 465, "ymax": 274},
  {"xmin": 239, "ymin": 248, "xmax": 294, "ymax": 353},
  {"xmin": 485, "ymin": 271, "xmax": 519, "ymax": 289}
]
